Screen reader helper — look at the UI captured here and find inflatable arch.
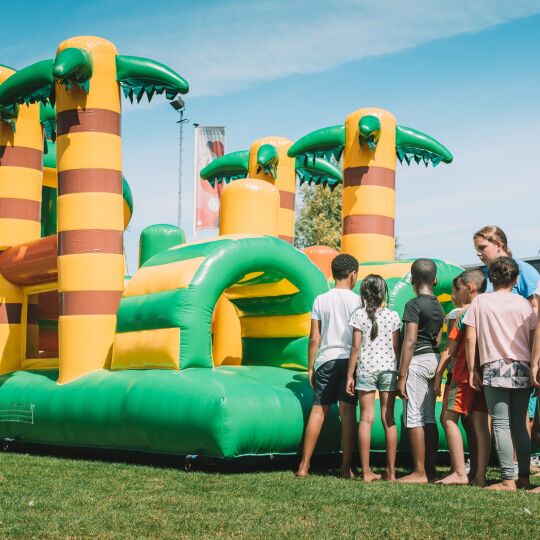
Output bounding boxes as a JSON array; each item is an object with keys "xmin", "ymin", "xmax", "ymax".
[{"xmin": 113, "ymin": 234, "xmax": 329, "ymax": 371}]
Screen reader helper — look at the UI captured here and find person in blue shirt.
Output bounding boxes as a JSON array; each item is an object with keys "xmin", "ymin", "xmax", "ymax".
[{"xmin": 473, "ymin": 225, "xmax": 539, "ymax": 309}]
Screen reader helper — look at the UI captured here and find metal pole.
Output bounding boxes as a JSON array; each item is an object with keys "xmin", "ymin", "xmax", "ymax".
[{"xmin": 177, "ymin": 108, "xmax": 184, "ymax": 229}]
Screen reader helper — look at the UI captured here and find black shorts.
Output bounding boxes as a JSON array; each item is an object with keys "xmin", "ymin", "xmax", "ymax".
[{"xmin": 313, "ymin": 358, "xmax": 356, "ymax": 406}]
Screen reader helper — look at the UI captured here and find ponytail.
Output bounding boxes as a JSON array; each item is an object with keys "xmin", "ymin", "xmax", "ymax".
[{"xmin": 360, "ymin": 274, "xmax": 388, "ymax": 341}]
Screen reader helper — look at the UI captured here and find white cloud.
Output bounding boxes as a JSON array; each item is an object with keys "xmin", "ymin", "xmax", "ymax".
[{"xmin": 119, "ymin": 0, "xmax": 540, "ymax": 96}]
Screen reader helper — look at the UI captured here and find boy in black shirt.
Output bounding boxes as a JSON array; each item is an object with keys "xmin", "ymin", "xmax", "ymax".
[{"xmin": 397, "ymin": 258, "xmax": 445, "ymax": 483}]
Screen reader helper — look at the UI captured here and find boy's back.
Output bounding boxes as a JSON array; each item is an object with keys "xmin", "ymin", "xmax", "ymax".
[
  {"xmin": 312, "ymin": 288, "xmax": 359, "ymax": 370},
  {"xmin": 402, "ymin": 294, "xmax": 444, "ymax": 355}
]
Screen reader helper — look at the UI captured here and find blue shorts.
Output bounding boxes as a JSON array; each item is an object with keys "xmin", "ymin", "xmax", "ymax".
[
  {"xmin": 355, "ymin": 370, "xmax": 397, "ymax": 392},
  {"xmin": 313, "ymin": 358, "xmax": 356, "ymax": 406}
]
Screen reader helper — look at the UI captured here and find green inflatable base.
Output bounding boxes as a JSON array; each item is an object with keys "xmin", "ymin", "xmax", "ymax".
[{"xmin": 0, "ymin": 367, "xmax": 456, "ymax": 458}]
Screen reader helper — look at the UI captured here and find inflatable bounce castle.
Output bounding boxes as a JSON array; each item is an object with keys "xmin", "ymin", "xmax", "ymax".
[{"xmin": 0, "ymin": 36, "xmax": 461, "ymax": 459}]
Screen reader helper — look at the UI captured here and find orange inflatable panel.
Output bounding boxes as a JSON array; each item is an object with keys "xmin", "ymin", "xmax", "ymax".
[{"xmin": 302, "ymin": 245, "xmax": 339, "ymax": 278}]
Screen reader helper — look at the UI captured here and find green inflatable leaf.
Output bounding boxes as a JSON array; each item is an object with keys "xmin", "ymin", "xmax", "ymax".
[
  {"xmin": 116, "ymin": 55, "xmax": 189, "ymax": 104},
  {"xmin": 0, "ymin": 59, "xmax": 54, "ymax": 108}
]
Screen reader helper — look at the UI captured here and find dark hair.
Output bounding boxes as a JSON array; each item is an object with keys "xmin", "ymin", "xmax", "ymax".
[
  {"xmin": 452, "ymin": 276, "xmax": 460, "ymax": 289},
  {"xmin": 488, "ymin": 257, "xmax": 519, "ymax": 288},
  {"xmin": 473, "ymin": 225, "xmax": 512, "ymax": 256},
  {"xmin": 459, "ymin": 268, "xmax": 487, "ymax": 293},
  {"xmin": 360, "ymin": 274, "xmax": 388, "ymax": 341},
  {"xmin": 410, "ymin": 258, "xmax": 437, "ymax": 286},
  {"xmin": 331, "ymin": 254, "xmax": 359, "ymax": 280}
]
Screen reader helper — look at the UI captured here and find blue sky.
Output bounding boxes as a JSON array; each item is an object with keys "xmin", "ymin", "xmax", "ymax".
[{"xmin": 2, "ymin": 1, "xmax": 540, "ymax": 272}]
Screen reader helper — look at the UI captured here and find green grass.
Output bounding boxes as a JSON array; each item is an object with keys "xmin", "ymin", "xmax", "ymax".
[{"xmin": 1, "ymin": 452, "xmax": 540, "ymax": 539}]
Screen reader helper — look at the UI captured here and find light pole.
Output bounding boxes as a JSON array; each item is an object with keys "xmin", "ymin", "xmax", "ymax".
[{"xmin": 170, "ymin": 95, "xmax": 188, "ymax": 230}]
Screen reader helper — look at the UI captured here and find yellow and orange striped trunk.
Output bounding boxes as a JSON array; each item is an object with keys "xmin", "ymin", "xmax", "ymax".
[
  {"xmin": 55, "ymin": 37, "xmax": 124, "ymax": 383},
  {"xmin": 247, "ymin": 136, "xmax": 296, "ymax": 244},
  {"xmin": 341, "ymin": 108, "xmax": 396, "ymax": 262},
  {"xmin": 0, "ymin": 65, "xmax": 43, "ymax": 373}
]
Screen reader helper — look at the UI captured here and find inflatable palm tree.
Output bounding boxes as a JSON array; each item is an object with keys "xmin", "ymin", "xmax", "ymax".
[
  {"xmin": 200, "ymin": 136, "xmax": 341, "ymax": 243},
  {"xmin": 287, "ymin": 108, "xmax": 453, "ymax": 261},
  {"xmin": 0, "ymin": 36, "xmax": 188, "ymax": 382}
]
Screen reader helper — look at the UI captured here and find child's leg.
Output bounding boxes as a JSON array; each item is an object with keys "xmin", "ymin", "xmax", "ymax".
[
  {"xmin": 509, "ymin": 388, "xmax": 532, "ymax": 488},
  {"xmin": 339, "ymin": 401, "xmax": 357, "ymax": 478},
  {"xmin": 380, "ymin": 390, "xmax": 397, "ymax": 481},
  {"xmin": 461, "ymin": 415, "xmax": 476, "ymax": 479},
  {"xmin": 436, "ymin": 410, "xmax": 468, "ymax": 484},
  {"xmin": 398, "ymin": 359, "xmax": 430, "ymax": 483},
  {"xmin": 296, "ymin": 404, "xmax": 331, "ymax": 476},
  {"xmin": 423, "ymin": 356, "xmax": 439, "ymax": 480},
  {"xmin": 483, "ymin": 386, "xmax": 517, "ymax": 490},
  {"xmin": 470, "ymin": 410, "xmax": 490, "ymax": 487},
  {"xmin": 358, "ymin": 391, "xmax": 379, "ymax": 481}
]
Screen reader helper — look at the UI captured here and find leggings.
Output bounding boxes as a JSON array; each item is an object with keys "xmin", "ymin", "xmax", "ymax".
[{"xmin": 483, "ymin": 386, "xmax": 531, "ymax": 480}]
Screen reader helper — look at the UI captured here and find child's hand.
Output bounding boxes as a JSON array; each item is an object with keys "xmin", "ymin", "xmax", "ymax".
[
  {"xmin": 308, "ymin": 369, "xmax": 314, "ymax": 389},
  {"xmin": 397, "ymin": 376, "xmax": 407, "ymax": 399},
  {"xmin": 345, "ymin": 376, "xmax": 355, "ymax": 396},
  {"xmin": 530, "ymin": 365, "xmax": 540, "ymax": 388},
  {"xmin": 433, "ymin": 373, "xmax": 442, "ymax": 397},
  {"xmin": 469, "ymin": 370, "xmax": 482, "ymax": 391}
]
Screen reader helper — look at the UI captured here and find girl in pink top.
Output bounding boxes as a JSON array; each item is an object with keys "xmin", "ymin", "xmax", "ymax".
[{"xmin": 464, "ymin": 257, "xmax": 537, "ymax": 491}]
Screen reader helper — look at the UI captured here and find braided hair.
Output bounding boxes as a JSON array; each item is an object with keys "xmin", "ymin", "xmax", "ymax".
[{"xmin": 360, "ymin": 274, "xmax": 388, "ymax": 341}]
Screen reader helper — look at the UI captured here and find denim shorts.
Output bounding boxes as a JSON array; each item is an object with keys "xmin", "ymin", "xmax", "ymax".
[{"xmin": 356, "ymin": 370, "xmax": 397, "ymax": 392}]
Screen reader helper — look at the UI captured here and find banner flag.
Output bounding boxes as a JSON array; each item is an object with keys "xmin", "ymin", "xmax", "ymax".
[{"xmin": 193, "ymin": 126, "xmax": 225, "ymax": 238}]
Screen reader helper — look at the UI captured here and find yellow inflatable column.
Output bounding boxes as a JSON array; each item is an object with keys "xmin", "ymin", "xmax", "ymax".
[
  {"xmin": 0, "ymin": 274, "xmax": 23, "ymax": 374},
  {"xmin": 0, "ymin": 66, "xmax": 43, "ymax": 248},
  {"xmin": 55, "ymin": 37, "xmax": 124, "ymax": 383},
  {"xmin": 0, "ymin": 65, "xmax": 43, "ymax": 373},
  {"xmin": 342, "ymin": 108, "xmax": 396, "ymax": 262},
  {"xmin": 213, "ymin": 178, "xmax": 280, "ymax": 366},
  {"xmin": 247, "ymin": 136, "xmax": 296, "ymax": 243}
]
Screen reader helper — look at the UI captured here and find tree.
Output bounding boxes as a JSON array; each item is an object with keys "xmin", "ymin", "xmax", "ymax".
[
  {"xmin": 295, "ymin": 183, "xmax": 406, "ymax": 257},
  {"xmin": 294, "ymin": 184, "xmax": 342, "ymax": 250}
]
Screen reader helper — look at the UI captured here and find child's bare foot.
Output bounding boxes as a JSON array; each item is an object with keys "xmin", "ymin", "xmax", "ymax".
[
  {"xmin": 295, "ymin": 468, "xmax": 309, "ymax": 478},
  {"xmin": 470, "ymin": 477, "xmax": 487, "ymax": 488},
  {"xmin": 516, "ymin": 477, "xmax": 533, "ymax": 490},
  {"xmin": 341, "ymin": 468, "xmax": 355, "ymax": 479},
  {"xmin": 529, "ymin": 486, "xmax": 540, "ymax": 493},
  {"xmin": 383, "ymin": 469, "xmax": 396, "ymax": 481},
  {"xmin": 487, "ymin": 479, "xmax": 516, "ymax": 491},
  {"xmin": 435, "ymin": 472, "xmax": 469, "ymax": 485},
  {"xmin": 398, "ymin": 471, "xmax": 429, "ymax": 484},
  {"xmin": 362, "ymin": 471, "xmax": 382, "ymax": 482}
]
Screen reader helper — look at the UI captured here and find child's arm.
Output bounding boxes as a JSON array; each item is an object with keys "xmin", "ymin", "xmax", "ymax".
[
  {"xmin": 531, "ymin": 326, "xmax": 540, "ymax": 389},
  {"xmin": 434, "ymin": 339, "xmax": 458, "ymax": 396},
  {"xmin": 464, "ymin": 325, "xmax": 481, "ymax": 391},
  {"xmin": 346, "ymin": 328, "xmax": 362, "ymax": 396},
  {"xmin": 397, "ymin": 322, "xmax": 418, "ymax": 399},
  {"xmin": 392, "ymin": 329, "xmax": 400, "ymax": 360},
  {"xmin": 307, "ymin": 319, "xmax": 321, "ymax": 388}
]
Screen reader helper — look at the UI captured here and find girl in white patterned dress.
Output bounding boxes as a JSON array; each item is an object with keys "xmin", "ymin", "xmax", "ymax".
[{"xmin": 346, "ymin": 274, "xmax": 401, "ymax": 482}]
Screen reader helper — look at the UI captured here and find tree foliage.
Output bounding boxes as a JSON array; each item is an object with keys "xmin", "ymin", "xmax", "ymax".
[
  {"xmin": 294, "ymin": 184, "xmax": 342, "ymax": 250},
  {"xmin": 294, "ymin": 183, "xmax": 405, "ymax": 257}
]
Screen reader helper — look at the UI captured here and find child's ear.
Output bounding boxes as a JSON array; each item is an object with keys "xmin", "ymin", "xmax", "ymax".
[{"xmin": 433, "ymin": 278, "xmax": 438, "ymax": 286}]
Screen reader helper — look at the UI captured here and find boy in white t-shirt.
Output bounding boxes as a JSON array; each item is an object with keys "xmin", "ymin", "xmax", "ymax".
[{"xmin": 296, "ymin": 254, "xmax": 359, "ymax": 478}]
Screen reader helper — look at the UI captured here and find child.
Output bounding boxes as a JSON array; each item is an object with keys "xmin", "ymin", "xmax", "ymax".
[
  {"xmin": 345, "ymin": 274, "xmax": 401, "ymax": 482},
  {"xmin": 530, "ymin": 281, "xmax": 540, "ymax": 493},
  {"xmin": 296, "ymin": 254, "xmax": 359, "ymax": 478},
  {"xmin": 434, "ymin": 268, "xmax": 490, "ymax": 486},
  {"xmin": 464, "ymin": 257, "xmax": 538, "ymax": 490},
  {"xmin": 437, "ymin": 277, "xmax": 463, "ymax": 420},
  {"xmin": 397, "ymin": 258, "xmax": 445, "ymax": 483}
]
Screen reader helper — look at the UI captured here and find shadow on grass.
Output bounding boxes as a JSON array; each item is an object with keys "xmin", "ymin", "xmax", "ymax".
[{"xmin": 2, "ymin": 440, "xmax": 455, "ymax": 474}]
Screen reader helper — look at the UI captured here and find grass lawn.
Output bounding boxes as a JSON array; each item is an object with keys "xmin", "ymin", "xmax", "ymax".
[{"xmin": 1, "ymin": 450, "xmax": 540, "ymax": 539}]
